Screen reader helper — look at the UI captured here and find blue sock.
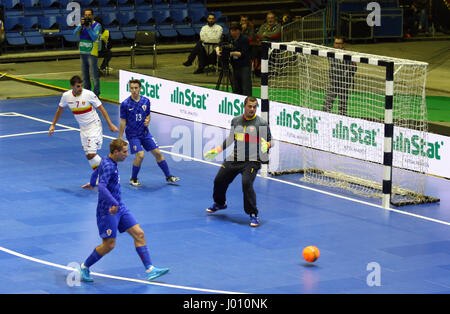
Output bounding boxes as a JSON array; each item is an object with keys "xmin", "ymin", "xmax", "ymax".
[
  {"xmin": 132, "ymin": 165, "xmax": 141, "ymax": 179},
  {"xmin": 136, "ymin": 246, "xmax": 152, "ymax": 270},
  {"xmin": 84, "ymin": 248, "xmax": 103, "ymax": 268},
  {"xmin": 157, "ymin": 160, "xmax": 171, "ymax": 177},
  {"xmin": 90, "ymin": 167, "xmax": 99, "ymax": 187}
]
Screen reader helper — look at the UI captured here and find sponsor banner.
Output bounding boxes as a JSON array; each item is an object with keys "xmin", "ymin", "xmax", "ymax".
[
  {"xmin": 119, "ymin": 70, "xmax": 260, "ymax": 130},
  {"xmin": 269, "ymin": 101, "xmax": 450, "ymax": 178},
  {"xmin": 119, "ymin": 70, "xmax": 449, "ymax": 178}
]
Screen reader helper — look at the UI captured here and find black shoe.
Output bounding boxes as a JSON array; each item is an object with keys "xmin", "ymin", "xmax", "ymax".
[
  {"xmin": 183, "ymin": 60, "xmax": 192, "ymax": 67},
  {"xmin": 193, "ymin": 68, "xmax": 204, "ymax": 74}
]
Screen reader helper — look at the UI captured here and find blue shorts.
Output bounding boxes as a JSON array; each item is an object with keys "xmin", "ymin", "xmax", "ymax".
[
  {"xmin": 128, "ymin": 133, "xmax": 159, "ymax": 154},
  {"xmin": 97, "ymin": 205, "xmax": 138, "ymax": 239}
]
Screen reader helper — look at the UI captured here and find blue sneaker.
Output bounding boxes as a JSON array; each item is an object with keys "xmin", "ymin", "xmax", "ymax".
[
  {"xmin": 79, "ymin": 264, "xmax": 94, "ymax": 282},
  {"xmin": 250, "ymin": 214, "xmax": 260, "ymax": 227},
  {"xmin": 206, "ymin": 202, "xmax": 227, "ymax": 213},
  {"xmin": 146, "ymin": 266, "xmax": 169, "ymax": 281}
]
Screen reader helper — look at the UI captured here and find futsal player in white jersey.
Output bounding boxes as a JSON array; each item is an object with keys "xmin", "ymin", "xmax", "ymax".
[{"xmin": 48, "ymin": 75, "xmax": 119, "ymax": 187}]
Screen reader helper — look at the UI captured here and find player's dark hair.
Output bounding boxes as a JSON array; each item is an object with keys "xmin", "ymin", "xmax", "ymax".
[
  {"xmin": 244, "ymin": 96, "xmax": 258, "ymax": 105},
  {"xmin": 110, "ymin": 138, "xmax": 128, "ymax": 154},
  {"xmin": 129, "ymin": 79, "xmax": 142, "ymax": 87},
  {"xmin": 70, "ymin": 75, "xmax": 83, "ymax": 86}
]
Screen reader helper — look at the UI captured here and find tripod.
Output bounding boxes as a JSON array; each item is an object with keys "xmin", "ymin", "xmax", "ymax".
[{"xmin": 215, "ymin": 54, "xmax": 233, "ymax": 92}]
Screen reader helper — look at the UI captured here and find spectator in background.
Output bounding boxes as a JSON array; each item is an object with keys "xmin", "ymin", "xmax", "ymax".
[
  {"xmin": 94, "ymin": 16, "xmax": 112, "ymax": 76},
  {"xmin": 415, "ymin": 0, "xmax": 430, "ymax": 34},
  {"xmin": 183, "ymin": 13, "xmax": 223, "ymax": 74},
  {"xmin": 240, "ymin": 15, "xmax": 255, "ymax": 44},
  {"xmin": 253, "ymin": 11, "xmax": 282, "ymax": 76},
  {"xmin": 256, "ymin": 11, "xmax": 281, "ymax": 42},
  {"xmin": 74, "ymin": 8, "xmax": 102, "ymax": 96},
  {"xmin": 217, "ymin": 22, "xmax": 252, "ymax": 96}
]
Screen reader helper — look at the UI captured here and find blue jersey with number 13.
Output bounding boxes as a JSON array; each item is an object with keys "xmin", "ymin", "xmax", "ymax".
[{"xmin": 120, "ymin": 96, "xmax": 151, "ymax": 138}]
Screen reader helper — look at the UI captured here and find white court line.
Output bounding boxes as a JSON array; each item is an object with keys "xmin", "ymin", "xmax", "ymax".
[
  {"xmin": 0, "ymin": 246, "xmax": 243, "ymax": 294},
  {"xmin": 0, "ymin": 129, "xmax": 75, "ymax": 139},
  {"xmin": 0, "ymin": 111, "xmax": 448, "ymax": 293}
]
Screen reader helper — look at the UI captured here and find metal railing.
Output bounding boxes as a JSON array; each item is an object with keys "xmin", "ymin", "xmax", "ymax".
[{"xmin": 281, "ymin": 8, "xmax": 334, "ymax": 45}]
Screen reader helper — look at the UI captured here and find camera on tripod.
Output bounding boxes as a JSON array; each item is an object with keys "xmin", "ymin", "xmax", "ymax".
[
  {"xmin": 218, "ymin": 41, "xmax": 233, "ymax": 64},
  {"xmin": 215, "ymin": 39, "xmax": 234, "ymax": 92}
]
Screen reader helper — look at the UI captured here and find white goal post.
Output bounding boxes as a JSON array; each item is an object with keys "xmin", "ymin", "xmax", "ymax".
[{"xmin": 260, "ymin": 41, "xmax": 439, "ymax": 208}]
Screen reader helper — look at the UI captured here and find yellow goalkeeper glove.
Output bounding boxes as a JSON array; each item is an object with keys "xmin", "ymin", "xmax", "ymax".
[
  {"xmin": 204, "ymin": 147, "xmax": 222, "ymax": 160},
  {"xmin": 261, "ymin": 138, "xmax": 270, "ymax": 153}
]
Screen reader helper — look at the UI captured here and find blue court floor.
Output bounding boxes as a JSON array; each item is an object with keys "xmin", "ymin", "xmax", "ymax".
[{"xmin": 0, "ymin": 96, "xmax": 449, "ymax": 294}]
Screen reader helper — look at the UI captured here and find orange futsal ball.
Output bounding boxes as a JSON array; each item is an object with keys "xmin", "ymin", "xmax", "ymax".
[{"xmin": 303, "ymin": 246, "xmax": 320, "ymax": 263}]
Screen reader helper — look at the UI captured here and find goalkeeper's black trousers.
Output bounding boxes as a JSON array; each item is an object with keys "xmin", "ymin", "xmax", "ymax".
[{"xmin": 213, "ymin": 160, "xmax": 261, "ymax": 216}]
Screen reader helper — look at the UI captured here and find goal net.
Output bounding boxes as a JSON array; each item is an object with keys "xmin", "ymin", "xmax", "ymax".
[{"xmin": 261, "ymin": 41, "xmax": 439, "ymax": 207}]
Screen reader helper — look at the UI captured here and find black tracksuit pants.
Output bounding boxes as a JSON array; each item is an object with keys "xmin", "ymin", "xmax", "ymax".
[{"xmin": 213, "ymin": 160, "xmax": 261, "ymax": 216}]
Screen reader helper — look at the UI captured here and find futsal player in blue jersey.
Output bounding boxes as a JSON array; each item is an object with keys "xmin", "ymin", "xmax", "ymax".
[
  {"xmin": 79, "ymin": 138, "xmax": 169, "ymax": 282},
  {"xmin": 119, "ymin": 79, "xmax": 180, "ymax": 186}
]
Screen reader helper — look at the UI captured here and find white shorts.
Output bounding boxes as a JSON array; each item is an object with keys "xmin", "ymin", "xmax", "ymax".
[{"xmin": 80, "ymin": 120, "xmax": 103, "ymax": 154}]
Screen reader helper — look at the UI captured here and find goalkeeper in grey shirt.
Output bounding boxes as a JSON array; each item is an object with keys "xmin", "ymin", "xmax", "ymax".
[
  {"xmin": 204, "ymin": 96, "xmax": 272, "ymax": 227},
  {"xmin": 323, "ymin": 37, "xmax": 357, "ymax": 116}
]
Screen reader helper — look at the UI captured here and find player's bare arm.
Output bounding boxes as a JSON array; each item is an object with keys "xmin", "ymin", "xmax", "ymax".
[
  {"xmin": 49, "ymin": 106, "xmax": 64, "ymax": 136},
  {"xmin": 97, "ymin": 105, "xmax": 119, "ymax": 133},
  {"xmin": 119, "ymin": 118, "xmax": 127, "ymax": 139}
]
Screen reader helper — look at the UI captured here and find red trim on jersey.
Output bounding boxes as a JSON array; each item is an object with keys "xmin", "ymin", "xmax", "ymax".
[{"xmin": 72, "ymin": 106, "xmax": 93, "ymax": 115}]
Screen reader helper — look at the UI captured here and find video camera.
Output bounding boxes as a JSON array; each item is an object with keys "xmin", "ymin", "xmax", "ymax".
[
  {"xmin": 82, "ymin": 17, "xmax": 92, "ymax": 27},
  {"xmin": 218, "ymin": 35, "xmax": 234, "ymax": 63}
]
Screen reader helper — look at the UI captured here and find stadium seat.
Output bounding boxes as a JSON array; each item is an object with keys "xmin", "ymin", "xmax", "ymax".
[
  {"xmin": 4, "ymin": 9, "xmax": 24, "ymax": 17},
  {"xmin": 78, "ymin": 0, "xmax": 95, "ymax": 7},
  {"xmin": 42, "ymin": 7, "xmax": 60, "ymax": 15},
  {"xmin": 97, "ymin": 0, "xmax": 115, "ymax": 5},
  {"xmin": 4, "ymin": 16, "xmax": 23, "ymax": 31},
  {"xmin": 137, "ymin": 25, "xmax": 159, "ymax": 36},
  {"xmin": 157, "ymin": 24, "xmax": 177, "ymax": 39},
  {"xmin": 99, "ymin": 5, "xmax": 116, "ymax": 13},
  {"xmin": 153, "ymin": 0, "xmax": 169, "ymax": 9},
  {"xmin": 118, "ymin": 4, "xmax": 134, "ymax": 11},
  {"xmin": 170, "ymin": 0, "xmax": 187, "ymax": 9},
  {"xmin": 57, "ymin": 15, "xmax": 72, "ymax": 30},
  {"xmin": 23, "ymin": 7, "xmax": 43, "ymax": 16},
  {"xmin": 21, "ymin": 0, "xmax": 39, "ymax": 8},
  {"xmin": 21, "ymin": 16, "xmax": 40, "ymax": 30},
  {"xmin": 153, "ymin": 9, "xmax": 172, "ymax": 24},
  {"xmin": 40, "ymin": 0, "xmax": 59, "ymax": 8},
  {"xmin": 121, "ymin": 25, "xmax": 138, "ymax": 40},
  {"xmin": 188, "ymin": 8, "xmax": 207, "ymax": 23},
  {"xmin": 118, "ymin": 10, "xmax": 136, "ymax": 26},
  {"xmin": 187, "ymin": 0, "xmax": 205, "ymax": 11},
  {"xmin": 61, "ymin": 29, "xmax": 79, "ymax": 43},
  {"xmin": 23, "ymin": 30, "xmax": 46, "ymax": 46},
  {"xmin": 192, "ymin": 22, "xmax": 203, "ymax": 35},
  {"xmin": 101, "ymin": 12, "xmax": 119, "ymax": 26},
  {"xmin": 3, "ymin": 0, "xmax": 22, "ymax": 9},
  {"xmin": 135, "ymin": 10, "xmax": 155, "ymax": 25},
  {"xmin": 108, "ymin": 26, "xmax": 125, "ymax": 41},
  {"xmin": 170, "ymin": 8, "xmax": 189, "ymax": 23},
  {"xmin": 39, "ymin": 15, "xmax": 59, "ymax": 29},
  {"xmin": 5, "ymin": 32, "xmax": 26, "ymax": 47},
  {"xmin": 174, "ymin": 23, "xmax": 195, "ymax": 37}
]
